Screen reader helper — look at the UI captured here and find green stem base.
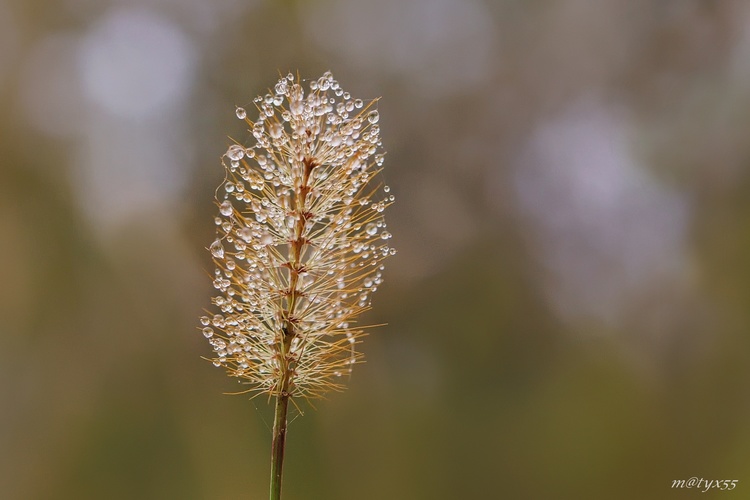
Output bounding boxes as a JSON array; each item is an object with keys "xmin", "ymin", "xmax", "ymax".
[{"xmin": 269, "ymin": 393, "xmax": 289, "ymax": 500}]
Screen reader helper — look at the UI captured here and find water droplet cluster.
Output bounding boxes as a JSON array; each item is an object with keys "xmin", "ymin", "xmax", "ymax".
[{"xmin": 202, "ymin": 72, "xmax": 395, "ymax": 399}]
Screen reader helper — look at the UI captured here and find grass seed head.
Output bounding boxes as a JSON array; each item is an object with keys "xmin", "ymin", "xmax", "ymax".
[{"xmin": 200, "ymin": 71, "xmax": 395, "ymax": 400}]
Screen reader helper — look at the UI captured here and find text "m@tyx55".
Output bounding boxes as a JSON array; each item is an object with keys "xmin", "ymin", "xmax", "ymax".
[{"xmin": 672, "ymin": 478, "xmax": 738, "ymax": 492}]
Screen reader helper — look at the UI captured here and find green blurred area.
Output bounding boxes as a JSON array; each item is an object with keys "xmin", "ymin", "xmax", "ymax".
[{"xmin": 2, "ymin": 1, "xmax": 750, "ymax": 499}]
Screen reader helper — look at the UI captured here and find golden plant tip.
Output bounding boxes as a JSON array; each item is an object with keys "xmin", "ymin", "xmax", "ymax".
[{"xmin": 200, "ymin": 71, "xmax": 395, "ymax": 401}]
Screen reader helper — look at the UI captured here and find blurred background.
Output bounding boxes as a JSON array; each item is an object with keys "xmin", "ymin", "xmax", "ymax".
[{"xmin": 2, "ymin": 0, "xmax": 750, "ymax": 498}]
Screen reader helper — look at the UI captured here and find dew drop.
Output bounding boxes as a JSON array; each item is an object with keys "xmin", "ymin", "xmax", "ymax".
[
  {"xmin": 225, "ymin": 182, "xmax": 235, "ymax": 193},
  {"xmin": 200, "ymin": 316, "xmax": 210, "ymax": 326},
  {"xmin": 236, "ymin": 107, "xmax": 246, "ymax": 119},
  {"xmin": 238, "ymin": 227, "xmax": 253, "ymax": 242},
  {"xmin": 269, "ymin": 122, "xmax": 283, "ymax": 139},
  {"xmin": 290, "ymin": 99, "xmax": 304, "ymax": 116},
  {"xmin": 219, "ymin": 200, "xmax": 233, "ymax": 216},
  {"xmin": 383, "ymin": 185, "xmax": 390, "ymax": 193},
  {"xmin": 354, "ymin": 99, "xmax": 363, "ymax": 109},
  {"xmin": 226, "ymin": 144, "xmax": 245, "ymax": 161},
  {"xmin": 212, "ymin": 314, "xmax": 225, "ymax": 327},
  {"xmin": 365, "ymin": 223, "xmax": 378, "ymax": 236},
  {"xmin": 367, "ymin": 110, "xmax": 379, "ymax": 124},
  {"xmin": 203, "ymin": 327, "xmax": 214, "ymax": 338},
  {"xmin": 210, "ymin": 239, "xmax": 225, "ymax": 259}
]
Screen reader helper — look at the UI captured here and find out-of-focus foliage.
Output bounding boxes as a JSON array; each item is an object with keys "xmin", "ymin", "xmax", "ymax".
[{"xmin": 2, "ymin": 1, "xmax": 750, "ymax": 498}]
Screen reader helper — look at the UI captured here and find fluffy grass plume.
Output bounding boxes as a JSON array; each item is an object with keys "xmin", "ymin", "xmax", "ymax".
[{"xmin": 199, "ymin": 71, "xmax": 394, "ymax": 499}]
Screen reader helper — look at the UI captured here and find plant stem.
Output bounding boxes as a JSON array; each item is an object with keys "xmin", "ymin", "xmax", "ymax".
[
  {"xmin": 270, "ymin": 391, "xmax": 290, "ymax": 500},
  {"xmin": 270, "ymin": 156, "xmax": 313, "ymax": 499}
]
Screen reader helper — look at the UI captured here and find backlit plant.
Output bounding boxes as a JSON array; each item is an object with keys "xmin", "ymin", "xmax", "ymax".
[{"xmin": 199, "ymin": 71, "xmax": 395, "ymax": 500}]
